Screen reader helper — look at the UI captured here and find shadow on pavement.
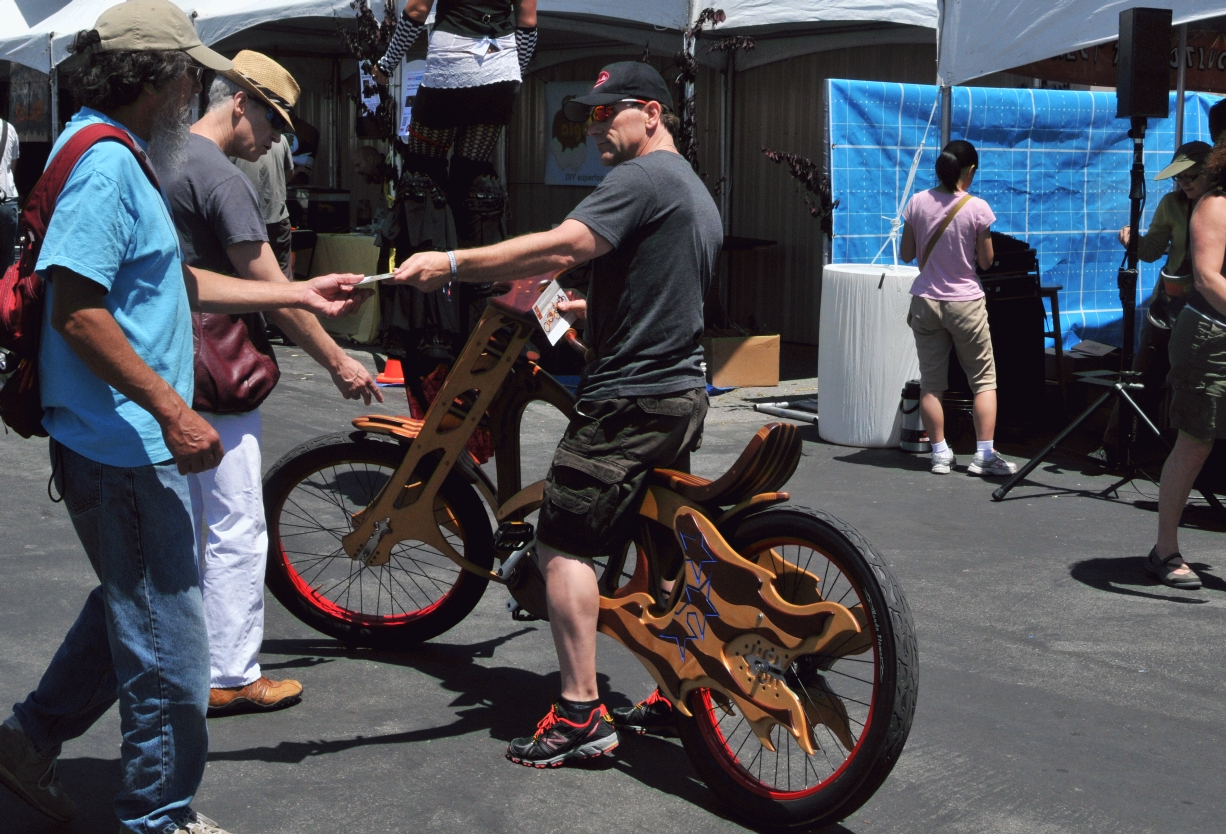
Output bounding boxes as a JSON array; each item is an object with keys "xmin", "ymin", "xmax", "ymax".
[
  {"xmin": 1126, "ymin": 499, "xmax": 1226, "ymax": 533},
  {"xmin": 830, "ymin": 447, "xmax": 932, "ymax": 473},
  {"xmin": 1068, "ymin": 556, "xmax": 1218, "ymax": 602},
  {"xmin": 0, "ymin": 756, "xmax": 124, "ymax": 834},
  {"xmin": 215, "ymin": 633, "xmax": 718, "ymax": 816}
]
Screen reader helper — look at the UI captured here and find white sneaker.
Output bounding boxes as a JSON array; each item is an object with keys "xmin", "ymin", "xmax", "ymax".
[
  {"xmin": 968, "ymin": 451, "xmax": 1018, "ymax": 477},
  {"xmin": 173, "ymin": 812, "xmax": 234, "ymax": 834},
  {"xmin": 930, "ymin": 448, "xmax": 956, "ymax": 474}
]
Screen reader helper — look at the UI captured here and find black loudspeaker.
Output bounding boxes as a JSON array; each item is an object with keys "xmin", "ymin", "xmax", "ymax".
[{"xmin": 1117, "ymin": 7, "xmax": 1172, "ymax": 119}]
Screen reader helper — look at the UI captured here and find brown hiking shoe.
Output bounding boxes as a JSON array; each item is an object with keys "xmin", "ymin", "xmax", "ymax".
[
  {"xmin": 0, "ymin": 717, "xmax": 77, "ymax": 821},
  {"xmin": 208, "ymin": 677, "xmax": 303, "ymax": 717}
]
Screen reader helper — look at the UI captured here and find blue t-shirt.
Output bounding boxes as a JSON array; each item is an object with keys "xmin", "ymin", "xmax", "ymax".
[{"xmin": 37, "ymin": 109, "xmax": 193, "ymax": 467}]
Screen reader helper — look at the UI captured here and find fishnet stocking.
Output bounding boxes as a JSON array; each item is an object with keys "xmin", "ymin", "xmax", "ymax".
[{"xmin": 403, "ymin": 121, "xmax": 502, "ymax": 162}]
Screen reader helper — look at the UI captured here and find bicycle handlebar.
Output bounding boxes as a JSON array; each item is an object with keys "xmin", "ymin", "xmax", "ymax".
[{"xmin": 563, "ymin": 328, "xmax": 591, "ymax": 360}]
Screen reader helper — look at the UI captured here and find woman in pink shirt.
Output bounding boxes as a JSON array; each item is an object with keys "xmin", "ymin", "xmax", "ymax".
[{"xmin": 900, "ymin": 140, "xmax": 1017, "ymax": 477}]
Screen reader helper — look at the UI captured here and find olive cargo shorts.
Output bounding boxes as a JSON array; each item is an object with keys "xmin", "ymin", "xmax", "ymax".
[
  {"xmin": 1167, "ymin": 305, "xmax": 1226, "ymax": 441},
  {"xmin": 536, "ymin": 388, "xmax": 708, "ymax": 559}
]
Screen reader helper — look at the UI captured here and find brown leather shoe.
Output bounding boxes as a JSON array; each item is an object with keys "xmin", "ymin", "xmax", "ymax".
[{"xmin": 208, "ymin": 677, "xmax": 303, "ymax": 717}]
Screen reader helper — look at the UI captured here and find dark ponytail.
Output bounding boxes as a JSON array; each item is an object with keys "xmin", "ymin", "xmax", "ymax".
[{"xmin": 935, "ymin": 139, "xmax": 979, "ymax": 191}]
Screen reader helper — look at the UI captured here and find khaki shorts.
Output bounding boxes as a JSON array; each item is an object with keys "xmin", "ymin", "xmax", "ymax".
[
  {"xmin": 1167, "ymin": 305, "xmax": 1226, "ymax": 441},
  {"xmin": 907, "ymin": 295, "xmax": 997, "ymax": 394}
]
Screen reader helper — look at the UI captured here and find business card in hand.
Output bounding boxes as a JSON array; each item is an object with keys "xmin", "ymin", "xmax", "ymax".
[{"xmin": 531, "ymin": 279, "xmax": 577, "ymax": 346}]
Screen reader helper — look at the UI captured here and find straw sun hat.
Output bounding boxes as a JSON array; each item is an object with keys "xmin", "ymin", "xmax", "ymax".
[{"xmin": 222, "ymin": 50, "xmax": 300, "ymax": 129}]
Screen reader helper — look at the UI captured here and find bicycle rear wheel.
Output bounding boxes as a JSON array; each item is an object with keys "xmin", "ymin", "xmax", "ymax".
[
  {"xmin": 263, "ymin": 432, "xmax": 494, "ymax": 649},
  {"xmin": 676, "ymin": 508, "xmax": 917, "ymax": 831}
]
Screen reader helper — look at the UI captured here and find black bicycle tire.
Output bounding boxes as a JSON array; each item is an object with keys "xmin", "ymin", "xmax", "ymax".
[
  {"xmin": 263, "ymin": 431, "xmax": 494, "ymax": 649},
  {"xmin": 675, "ymin": 507, "xmax": 918, "ymax": 831}
]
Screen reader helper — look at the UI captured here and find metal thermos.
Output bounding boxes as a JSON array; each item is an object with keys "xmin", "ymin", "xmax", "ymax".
[{"xmin": 899, "ymin": 379, "xmax": 930, "ymax": 453}]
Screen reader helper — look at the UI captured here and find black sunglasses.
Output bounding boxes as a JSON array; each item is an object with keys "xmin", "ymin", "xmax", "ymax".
[{"xmin": 251, "ymin": 98, "xmax": 291, "ymax": 133}]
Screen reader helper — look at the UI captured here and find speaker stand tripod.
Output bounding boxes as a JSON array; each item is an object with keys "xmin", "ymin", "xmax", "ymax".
[{"xmin": 990, "ymin": 117, "xmax": 1224, "ymax": 514}]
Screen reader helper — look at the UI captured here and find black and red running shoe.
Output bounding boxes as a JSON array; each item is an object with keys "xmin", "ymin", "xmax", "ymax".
[
  {"xmin": 506, "ymin": 703, "xmax": 619, "ymax": 768},
  {"xmin": 610, "ymin": 688, "xmax": 678, "ymax": 737}
]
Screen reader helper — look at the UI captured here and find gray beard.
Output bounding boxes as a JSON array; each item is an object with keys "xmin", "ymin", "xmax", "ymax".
[{"xmin": 146, "ymin": 94, "xmax": 194, "ymax": 179}]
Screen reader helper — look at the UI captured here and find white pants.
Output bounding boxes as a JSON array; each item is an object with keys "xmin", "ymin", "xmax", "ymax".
[{"xmin": 188, "ymin": 409, "xmax": 266, "ymax": 688}]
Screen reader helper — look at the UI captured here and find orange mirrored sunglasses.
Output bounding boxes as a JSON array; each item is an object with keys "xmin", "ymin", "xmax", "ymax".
[{"xmin": 587, "ymin": 99, "xmax": 648, "ymax": 123}]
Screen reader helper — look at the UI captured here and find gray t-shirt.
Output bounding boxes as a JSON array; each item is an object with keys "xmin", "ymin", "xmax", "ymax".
[
  {"xmin": 166, "ymin": 134, "xmax": 267, "ymax": 273},
  {"xmin": 230, "ymin": 140, "xmax": 292, "ymax": 225},
  {"xmin": 567, "ymin": 150, "xmax": 723, "ymax": 401}
]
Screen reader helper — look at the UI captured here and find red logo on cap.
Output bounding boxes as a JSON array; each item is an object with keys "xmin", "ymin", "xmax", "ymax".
[{"xmin": 594, "ymin": 71, "xmax": 610, "ymax": 87}]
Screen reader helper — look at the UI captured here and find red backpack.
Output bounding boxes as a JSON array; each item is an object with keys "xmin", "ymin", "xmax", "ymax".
[{"xmin": 0, "ymin": 124, "xmax": 160, "ymax": 438}]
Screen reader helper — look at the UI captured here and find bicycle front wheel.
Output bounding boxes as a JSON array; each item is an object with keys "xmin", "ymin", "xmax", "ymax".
[
  {"xmin": 676, "ymin": 508, "xmax": 918, "ymax": 831},
  {"xmin": 263, "ymin": 432, "xmax": 494, "ymax": 649}
]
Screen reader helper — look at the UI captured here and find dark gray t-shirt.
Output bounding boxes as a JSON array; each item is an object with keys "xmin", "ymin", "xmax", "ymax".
[
  {"xmin": 166, "ymin": 134, "xmax": 267, "ymax": 273},
  {"xmin": 567, "ymin": 150, "xmax": 723, "ymax": 401}
]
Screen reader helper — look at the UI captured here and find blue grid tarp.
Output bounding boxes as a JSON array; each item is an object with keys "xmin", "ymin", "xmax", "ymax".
[{"xmin": 827, "ymin": 79, "xmax": 1221, "ymax": 347}]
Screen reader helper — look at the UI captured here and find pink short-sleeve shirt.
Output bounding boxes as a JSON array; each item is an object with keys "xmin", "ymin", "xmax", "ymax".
[{"xmin": 904, "ymin": 188, "xmax": 996, "ymax": 301}]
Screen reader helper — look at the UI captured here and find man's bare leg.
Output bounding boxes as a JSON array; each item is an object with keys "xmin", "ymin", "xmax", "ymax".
[{"xmin": 537, "ymin": 542, "xmax": 600, "ymax": 702}]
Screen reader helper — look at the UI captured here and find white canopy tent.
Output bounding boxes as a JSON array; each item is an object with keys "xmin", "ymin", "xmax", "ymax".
[
  {"xmin": 0, "ymin": 0, "xmax": 939, "ymax": 73},
  {"xmin": 937, "ymin": 0, "xmax": 1226, "ymax": 86},
  {"xmin": 1, "ymin": 0, "xmax": 376, "ymax": 72}
]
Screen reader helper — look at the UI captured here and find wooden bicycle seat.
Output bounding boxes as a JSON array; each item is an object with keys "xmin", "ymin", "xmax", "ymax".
[{"xmin": 650, "ymin": 422, "xmax": 802, "ymax": 506}]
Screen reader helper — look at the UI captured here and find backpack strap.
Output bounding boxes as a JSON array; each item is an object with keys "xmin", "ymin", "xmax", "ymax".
[
  {"xmin": 18, "ymin": 123, "xmax": 161, "ymax": 270},
  {"xmin": 919, "ymin": 193, "xmax": 974, "ymax": 271}
]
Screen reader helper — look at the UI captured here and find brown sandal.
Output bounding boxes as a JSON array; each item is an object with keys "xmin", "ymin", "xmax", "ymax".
[{"xmin": 1145, "ymin": 547, "xmax": 1202, "ymax": 590}]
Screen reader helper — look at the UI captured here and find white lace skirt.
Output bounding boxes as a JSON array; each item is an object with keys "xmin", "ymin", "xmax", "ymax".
[{"xmin": 422, "ymin": 30, "xmax": 520, "ymax": 90}]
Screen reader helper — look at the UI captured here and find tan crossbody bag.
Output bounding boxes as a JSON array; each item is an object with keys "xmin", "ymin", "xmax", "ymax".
[{"xmin": 918, "ymin": 193, "xmax": 974, "ymax": 270}]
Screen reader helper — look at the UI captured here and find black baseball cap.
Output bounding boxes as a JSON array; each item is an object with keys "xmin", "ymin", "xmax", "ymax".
[{"xmin": 562, "ymin": 62, "xmax": 674, "ymax": 122}]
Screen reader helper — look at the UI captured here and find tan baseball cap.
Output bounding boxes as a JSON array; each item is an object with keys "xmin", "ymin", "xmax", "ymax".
[
  {"xmin": 94, "ymin": 0, "xmax": 231, "ymax": 71},
  {"xmin": 221, "ymin": 51, "xmax": 300, "ymax": 130}
]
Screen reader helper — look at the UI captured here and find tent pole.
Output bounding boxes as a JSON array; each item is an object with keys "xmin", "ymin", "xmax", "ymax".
[
  {"xmin": 940, "ymin": 85, "xmax": 951, "ymax": 148},
  {"xmin": 49, "ymin": 66, "xmax": 59, "ymax": 141},
  {"xmin": 1175, "ymin": 24, "xmax": 1187, "ymax": 145}
]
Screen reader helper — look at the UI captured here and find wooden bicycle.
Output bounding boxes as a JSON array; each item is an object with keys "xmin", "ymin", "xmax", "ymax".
[{"xmin": 261, "ymin": 275, "xmax": 918, "ymax": 830}]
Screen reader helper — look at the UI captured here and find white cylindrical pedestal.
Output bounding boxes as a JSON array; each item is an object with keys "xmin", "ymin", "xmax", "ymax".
[{"xmin": 818, "ymin": 264, "xmax": 921, "ymax": 448}]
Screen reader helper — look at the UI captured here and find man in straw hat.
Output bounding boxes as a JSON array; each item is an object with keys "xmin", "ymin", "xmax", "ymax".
[
  {"xmin": 165, "ymin": 50, "xmax": 382, "ymax": 718},
  {"xmin": 0, "ymin": 3, "xmax": 368, "ymax": 832},
  {"xmin": 392, "ymin": 61, "xmax": 723, "ymax": 767}
]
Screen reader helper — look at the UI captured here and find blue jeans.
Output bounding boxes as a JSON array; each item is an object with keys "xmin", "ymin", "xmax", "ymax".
[{"xmin": 13, "ymin": 441, "xmax": 210, "ymax": 834}]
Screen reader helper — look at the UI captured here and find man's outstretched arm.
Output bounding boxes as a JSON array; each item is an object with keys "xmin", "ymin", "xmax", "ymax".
[{"xmin": 391, "ymin": 219, "xmax": 612, "ymax": 294}]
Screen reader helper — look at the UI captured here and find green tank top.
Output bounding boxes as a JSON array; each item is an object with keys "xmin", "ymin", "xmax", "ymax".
[{"xmin": 433, "ymin": 0, "xmax": 516, "ymax": 38}]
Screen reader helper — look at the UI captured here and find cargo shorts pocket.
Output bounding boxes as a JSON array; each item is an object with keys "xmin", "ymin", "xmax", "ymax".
[
  {"xmin": 637, "ymin": 394, "xmax": 696, "ymax": 418},
  {"xmin": 544, "ymin": 448, "xmax": 627, "ymax": 515}
]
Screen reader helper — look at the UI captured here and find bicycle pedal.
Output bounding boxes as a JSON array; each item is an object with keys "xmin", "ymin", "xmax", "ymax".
[
  {"xmin": 493, "ymin": 521, "xmax": 534, "ymax": 553},
  {"xmin": 506, "ymin": 599, "xmax": 540, "ymax": 622}
]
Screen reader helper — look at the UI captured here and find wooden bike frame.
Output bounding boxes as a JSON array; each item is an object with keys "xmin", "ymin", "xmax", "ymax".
[{"xmin": 341, "ymin": 275, "xmax": 869, "ymax": 754}]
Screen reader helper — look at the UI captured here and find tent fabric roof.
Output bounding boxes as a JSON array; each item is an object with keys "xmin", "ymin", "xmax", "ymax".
[
  {"xmin": 0, "ymin": 0, "xmax": 938, "ymax": 73},
  {"xmin": 0, "ymin": 0, "xmax": 381, "ymax": 72},
  {"xmin": 937, "ymin": 0, "xmax": 1226, "ymax": 86}
]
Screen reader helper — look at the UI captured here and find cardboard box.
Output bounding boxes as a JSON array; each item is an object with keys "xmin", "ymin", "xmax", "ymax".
[{"xmin": 701, "ymin": 335, "xmax": 780, "ymax": 388}]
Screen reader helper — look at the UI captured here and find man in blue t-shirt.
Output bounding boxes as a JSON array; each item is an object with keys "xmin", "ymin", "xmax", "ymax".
[
  {"xmin": 0, "ymin": 4, "xmax": 367, "ymax": 832},
  {"xmin": 391, "ymin": 62, "xmax": 723, "ymax": 768}
]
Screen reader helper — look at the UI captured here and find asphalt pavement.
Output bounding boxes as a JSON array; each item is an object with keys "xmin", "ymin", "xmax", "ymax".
[{"xmin": 1, "ymin": 347, "xmax": 1223, "ymax": 834}]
